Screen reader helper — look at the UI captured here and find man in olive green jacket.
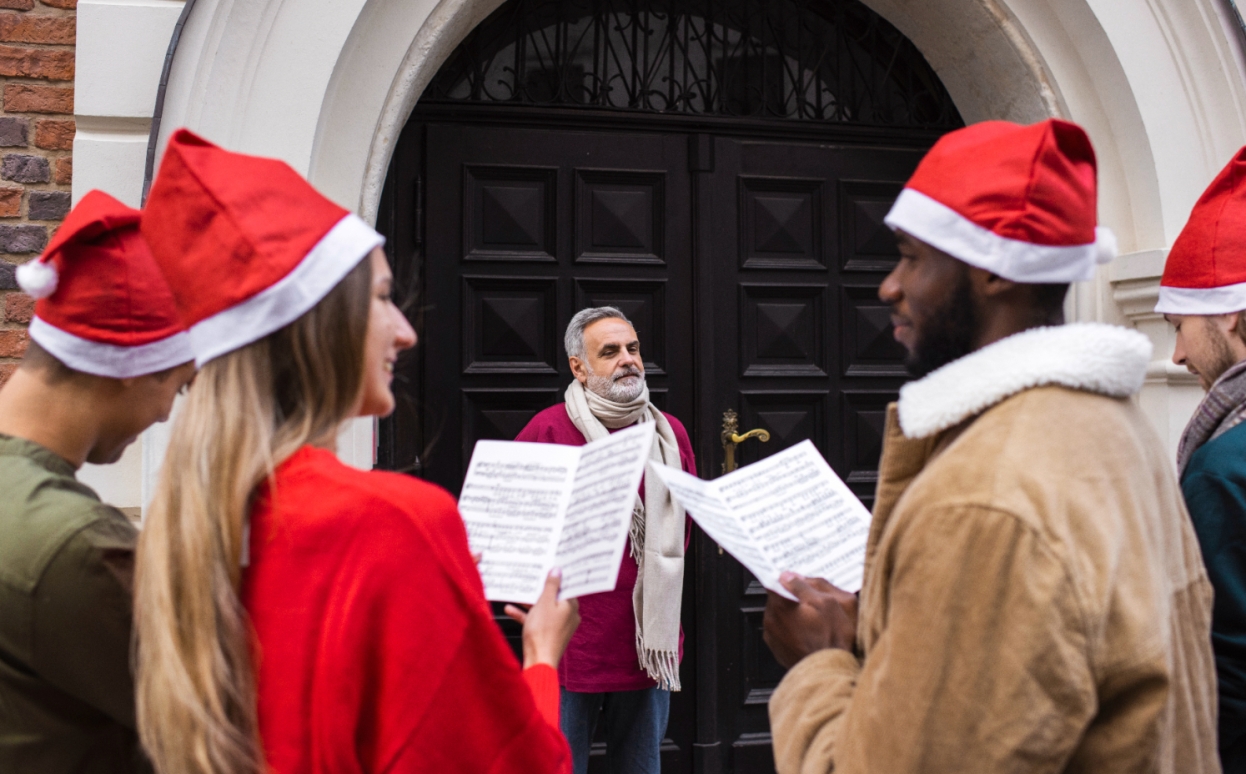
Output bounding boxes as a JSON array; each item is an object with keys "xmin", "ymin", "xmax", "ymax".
[
  {"xmin": 0, "ymin": 191, "xmax": 194, "ymax": 773},
  {"xmin": 763, "ymin": 120, "xmax": 1220, "ymax": 773}
]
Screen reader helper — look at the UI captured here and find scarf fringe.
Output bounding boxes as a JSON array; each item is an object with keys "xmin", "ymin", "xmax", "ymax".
[
  {"xmin": 628, "ymin": 504, "xmax": 645, "ymax": 563},
  {"xmin": 636, "ymin": 632, "xmax": 681, "ymax": 692}
]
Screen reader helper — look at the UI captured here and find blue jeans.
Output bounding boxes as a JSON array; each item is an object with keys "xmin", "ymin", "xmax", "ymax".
[{"xmin": 560, "ymin": 687, "xmax": 670, "ymax": 774}]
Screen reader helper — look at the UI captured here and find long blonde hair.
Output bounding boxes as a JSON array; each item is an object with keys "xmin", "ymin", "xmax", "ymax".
[{"xmin": 134, "ymin": 257, "xmax": 372, "ymax": 774}]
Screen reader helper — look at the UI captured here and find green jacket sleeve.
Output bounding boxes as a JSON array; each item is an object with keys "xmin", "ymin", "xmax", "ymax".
[
  {"xmin": 1181, "ymin": 460, "xmax": 1246, "ymax": 749},
  {"xmin": 29, "ymin": 509, "xmax": 138, "ymax": 729}
]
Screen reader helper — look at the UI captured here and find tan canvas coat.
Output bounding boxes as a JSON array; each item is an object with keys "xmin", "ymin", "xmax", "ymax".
[{"xmin": 769, "ymin": 324, "xmax": 1220, "ymax": 774}]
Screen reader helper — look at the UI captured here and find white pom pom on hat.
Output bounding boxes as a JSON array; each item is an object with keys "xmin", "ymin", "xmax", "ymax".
[
  {"xmin": 15, "ymin": 258, "xmax": 57, "ymax": 299},
  {"xmin": 1094, "ymin": 226, "xmax": 1118, "ymax": 264}
]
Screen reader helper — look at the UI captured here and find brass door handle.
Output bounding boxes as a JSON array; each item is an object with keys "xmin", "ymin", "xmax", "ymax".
[
  {"xmin": 727, "ymin": 428, "xmax": 771, "ymax": 445},
  {"xmin": 721, "ymin": 408, "xmax": 770, "ymax": 475}
]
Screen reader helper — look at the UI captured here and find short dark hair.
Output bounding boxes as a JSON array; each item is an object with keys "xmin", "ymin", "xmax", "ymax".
[
  {"xmin": 21, "ymin": 339, "xmax": 86, "ymax": 385},
  {"xmin": 1030, "ymin": 283, "xmax": 1070, "ymax": 325}
]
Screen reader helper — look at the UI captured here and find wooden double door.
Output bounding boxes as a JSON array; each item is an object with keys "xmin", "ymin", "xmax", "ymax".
[{"xmin": 377, "ymin": 109, "xmax": 930, "ymax": 773}]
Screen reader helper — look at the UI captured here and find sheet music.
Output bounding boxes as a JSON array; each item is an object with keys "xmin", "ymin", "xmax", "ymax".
[
  {"xmin": 651, "ymin": 440, "xmax": 871, "ymax": 601},
  {"xmin": 554, "ymin": 423, "xmax": 655, "ymax": 600},
  {"xmin": 459, "ymin": 441, "xmax": 578, "ymax": 603},
  {"xmin": 649, "ymin": 466, "xmax": 781, "ymax": 589},
  {"xmin": 459, "ymin": 423, "xmax": 656, "ymax": 604}
]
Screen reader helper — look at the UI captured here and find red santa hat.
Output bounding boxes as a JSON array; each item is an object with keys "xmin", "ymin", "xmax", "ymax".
[
  {"xmin": 884, "ymin": 119, "xmax": 1116, "ymax": 283},
  {"xmin": 15, "ymin": 189, "xmax": 193, "ymax": 378},
  {"xmin": 141, "ymin": 128, "xmax": 383, "ymax": 367},
  {"xmin": 1154, "ymin": 147, "xmax": 1246, "ymax": 315}
]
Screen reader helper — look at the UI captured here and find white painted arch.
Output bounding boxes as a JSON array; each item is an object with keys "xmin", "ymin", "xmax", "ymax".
[
  {"xmin": 74, "ymin": 0, "xmax": 1246, "ymax": 503},
  {"xmin": 154, "ymin": 0, "xmax": 1246, "ymax": 250}
]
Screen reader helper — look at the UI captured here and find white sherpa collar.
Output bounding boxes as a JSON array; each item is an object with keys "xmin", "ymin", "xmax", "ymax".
[{"xmin": 897, "ymin": 323, "xmax": 1153, "ymax": 439}]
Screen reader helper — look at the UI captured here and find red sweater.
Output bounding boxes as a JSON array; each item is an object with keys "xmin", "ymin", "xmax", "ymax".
[
  {"xmin": 242, "ymin": 446, "xmax": 570, "ymax": 773},
  {"xmin": 515, "ymin": 405, "xmax": 697, "ymax": 692}
]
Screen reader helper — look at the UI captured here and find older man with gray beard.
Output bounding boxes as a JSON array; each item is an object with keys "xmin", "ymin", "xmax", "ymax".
[{"xmin": 515, "ymin": 306, "xmax": 696, "ymax": 774}]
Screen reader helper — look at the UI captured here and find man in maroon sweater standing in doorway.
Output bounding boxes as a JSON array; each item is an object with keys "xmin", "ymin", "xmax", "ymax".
[{"xmin": 516, "ymin": 306, "xmax": 697, "ymax": 774}]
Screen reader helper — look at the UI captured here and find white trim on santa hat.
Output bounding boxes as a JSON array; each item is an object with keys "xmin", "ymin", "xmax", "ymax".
[
  {"xmin": 189, "ymin": 213, "xmax": 384, "ymax": 367},
  {"xmin": 29, "ymin": 316, "xmax": 194, "ymax": 379},
  {"xmin": 1155, "ymin": 281, "xmax": 1246, "ymax": 316},
  {"xmin": 884, "ymin": 188, "xmax": 1115, "ymax": 283}
]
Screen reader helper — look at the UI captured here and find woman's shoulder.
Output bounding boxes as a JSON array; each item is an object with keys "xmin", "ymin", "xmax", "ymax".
[
  {"xmin": 271, "ymin": 446, "xmax": 461, "ymax": 532},
  {"xmin": 265, "ymin": 447, "xmax": 478, "ymax": 586}
]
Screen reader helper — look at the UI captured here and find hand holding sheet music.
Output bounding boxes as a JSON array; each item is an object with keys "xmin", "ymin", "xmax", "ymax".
[
  {"xmin": 458, "ymin": 422, "xmax": 656, "ymax": 604},
  {"xmin": 648, "ymin": 440, "xmax": 870, "ymax": 600}
]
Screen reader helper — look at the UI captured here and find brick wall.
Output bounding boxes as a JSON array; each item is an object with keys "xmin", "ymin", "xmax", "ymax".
[{"xmin": 0, "ymin": 0, "xmax": 73, "ymax": 385}]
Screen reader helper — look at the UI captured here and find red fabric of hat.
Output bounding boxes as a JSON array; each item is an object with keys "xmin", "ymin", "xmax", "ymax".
[
  {"xmin": 1155, "ymin": 146, "xmax": 1246, "ymax": 315},
  {"xmin": 16, "ymin": 189, "xmax": 193, "ymax": 378},
  {"xmin": 884, "ymin": 119, "xmax": 1116, "ymax": 283},
  {"xmin": 142, "ymin": 129, "xmax": 383, "ymax": 366}
]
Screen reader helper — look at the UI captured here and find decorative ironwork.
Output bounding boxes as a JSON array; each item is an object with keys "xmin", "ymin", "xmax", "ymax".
[{"xmin": 424, "ymin": 0, "xmax": 962, "ymax": 127}]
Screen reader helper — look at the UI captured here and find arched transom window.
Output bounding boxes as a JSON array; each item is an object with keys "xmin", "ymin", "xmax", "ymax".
[{"xmin": 424, "ymin": 0, "xmax": 962, "ymax": 128}]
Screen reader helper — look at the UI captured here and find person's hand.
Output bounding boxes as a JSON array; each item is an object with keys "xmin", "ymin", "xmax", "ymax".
[
  {"xmin": 762, "ymin": 572, "xmax": 858, "ymax": 668},
  {"xmin": 505, "ymin": 568, "xmax": 581, "ymax": 669}
]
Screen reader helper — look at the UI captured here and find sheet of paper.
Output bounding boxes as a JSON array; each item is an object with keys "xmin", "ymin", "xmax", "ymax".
[
  {"xmin": 654, "ymin": 440, "xmax": 871, "ymax": 599},
  {"xmin": 716, "ymin": 440, "xmax": 871, "ymax": 593},
  {"xmin": 648, "ymin": 463, "xmax": 781, "ymax": 592},
  {"xmin": 458, "ymin": 441, "xmax": 579, "ymax": 603},
  {"xmin": 553, "ymin": 422, "xmax": 656, "ymax": 600}
]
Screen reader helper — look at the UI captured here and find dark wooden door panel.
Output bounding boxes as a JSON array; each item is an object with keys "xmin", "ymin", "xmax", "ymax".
[
  {"xmin": 420, "ymin": 123, "xmax": 694, "ymax": 493},
  {"xmin": 411, "ymin": 120, "xmax": 698, "ymax": 773},
  {"xmin": 694, "ymin": 137, "xmax": 920, "ymax": 769}
]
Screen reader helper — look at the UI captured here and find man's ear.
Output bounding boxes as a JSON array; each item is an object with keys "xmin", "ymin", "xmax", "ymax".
[
  {"xmin": 569, "ymin": 356, "xmax": 589, "ymax": 384},
  {"xmin": 974, "ymin": 268, "xmax": 1019, "ymax": 298},
  {"xmin": 1214, "ymin": 312, "xmax": 1240, "ymax": 337}
]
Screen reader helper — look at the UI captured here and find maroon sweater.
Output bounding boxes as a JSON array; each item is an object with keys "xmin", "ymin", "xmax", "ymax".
[{"xmin": 515, "ymin": 404, "xmax": 697, "ymax": 692}]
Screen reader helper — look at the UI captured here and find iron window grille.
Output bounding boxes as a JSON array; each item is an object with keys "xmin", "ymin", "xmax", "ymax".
[{"xmin": 424, "ymin": 0, "xmax": 962, "ymax": 128}]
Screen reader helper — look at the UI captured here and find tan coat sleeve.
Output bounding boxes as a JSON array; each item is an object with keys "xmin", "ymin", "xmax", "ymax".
[{"xmin": 769, "ymin": 504, "xmax": 1097, "ymax": 774}]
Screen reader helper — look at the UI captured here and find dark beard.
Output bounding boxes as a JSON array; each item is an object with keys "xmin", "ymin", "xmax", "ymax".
[
  {"xmin": 905, "ymin": 269, "xmax": 978, "ymax": 378},
  {"xmin": 1201, "ymin": 324, "xmax": 1239, "ymax": 389}
]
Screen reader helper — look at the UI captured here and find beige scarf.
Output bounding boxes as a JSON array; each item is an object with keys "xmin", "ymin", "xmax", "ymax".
[{"xmin": 565, "ymin": 379, "xmax": 684, "ymax": 691}]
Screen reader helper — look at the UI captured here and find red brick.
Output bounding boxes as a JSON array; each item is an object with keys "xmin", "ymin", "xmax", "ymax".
[
  {"xmin": 39, "ymin": 0, "xmax": 73, "ymax": 8},
  {"xmin": 4, "ymin": 83, "xmax": 72, "ymax": 113},
  {"xmin": 0, "ymin": 0, "xmax": 34, "ymax": 10},
  {"xmin": 0, "ymin": 362, "xmax": 16, "ymax": 386},
  {"xmin": 0, "ymin": 45, "xmax": 73, "ymax": 81},
  {"xmin": 0, "ymin": 187, "xmax": 19, "ymax": 217},
  {"xmin": 0, "ymin": 327, "xmax": 28, "ymax": 357},
  {"xmin": 3, "ymin": 290, "xmax": 31, "ymax": 323},
  {"xmin": 0, "ymin": 13, "xmax": 73, "ymax": 45},
  {"xmin": 52, "ymin": 154, "xmax": 69, "ymax": 184},
  {"xmin": 33, "ymin": 117, "xmax": 71, "ymax": 149}
]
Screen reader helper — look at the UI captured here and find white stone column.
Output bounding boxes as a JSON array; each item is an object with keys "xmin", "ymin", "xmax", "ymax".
[
  {"xmin": 73, "ymin": 0, "xmax": 183, "ymax": 509},
  {"xmin": 1109, "ymin": 250, "xmax": 1203, "ymax": 461}
]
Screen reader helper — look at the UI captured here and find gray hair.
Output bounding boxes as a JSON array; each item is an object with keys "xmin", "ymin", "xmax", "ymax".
[{"xmin": 565, "ymin": 306, "xmax": 632, "ymax": 359}]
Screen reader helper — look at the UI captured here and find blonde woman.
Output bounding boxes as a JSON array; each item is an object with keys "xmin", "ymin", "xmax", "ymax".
[{"xmin": 133, "ymin": 129, "xmax": 578, "ymax": 774}]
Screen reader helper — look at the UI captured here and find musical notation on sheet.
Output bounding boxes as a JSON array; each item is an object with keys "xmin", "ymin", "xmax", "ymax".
[
  {"xmin": 459, "ymin": 423, "xmax": 657, "ymax": 604},
  {"xmin": 650, "ymin": 440, "xmax": 870, "ymax": 600}
]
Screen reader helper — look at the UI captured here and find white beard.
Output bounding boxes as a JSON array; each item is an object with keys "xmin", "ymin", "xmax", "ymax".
[{"xmin": 586, "ymin": 363, "xmax": 646, "ymax": 402}]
